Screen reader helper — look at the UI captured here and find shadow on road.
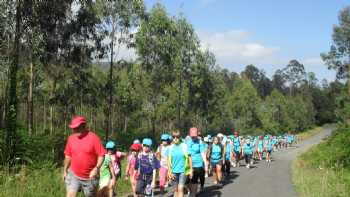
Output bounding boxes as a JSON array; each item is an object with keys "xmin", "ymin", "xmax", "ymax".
[{"xmin": 198, "ymin": 171, "xmax": 240, "ymax": 197}]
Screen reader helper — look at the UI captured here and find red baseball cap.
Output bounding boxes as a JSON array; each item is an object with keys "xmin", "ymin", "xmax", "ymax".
[
  {"xmin": 69, "ymin": 116, "xmax": 87, "ymax": 129},
  {"xmin": 130, "ymin": 143, "xmax": 142, "ymax": 151}
]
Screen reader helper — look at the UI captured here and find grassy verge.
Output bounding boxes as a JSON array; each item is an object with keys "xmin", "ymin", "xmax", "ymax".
[
  {"xmin": 292, "ymin": 124, "xmax": 350, "ymax": 197},
  {"xmin": 0, "ymin": 160, "xmax": 131, "ymax": 197},
  {"xmin": 296, "ymin": 126, "xmax": 323, "ymax": 141}
]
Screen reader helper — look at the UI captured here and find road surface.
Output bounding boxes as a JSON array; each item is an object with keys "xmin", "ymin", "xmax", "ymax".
[{"xmin": 156, "ymin": 126, "xmax": 333, "ymax": 197}]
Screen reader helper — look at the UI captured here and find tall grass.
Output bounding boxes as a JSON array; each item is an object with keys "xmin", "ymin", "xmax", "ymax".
[
  {"xmin": 292, "ymin": 124, "xmax": 350, "ymax": 197},
  {"xmin": 0, "ymin": 161, "xmax": 132, "ymax": 197},
  {"xmin": 296, "ymin": 126, "xmax": 327, "ymax": 141}
]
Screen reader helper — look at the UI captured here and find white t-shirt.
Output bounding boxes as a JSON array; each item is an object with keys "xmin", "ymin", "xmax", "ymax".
[{"xmin": 157, "ymin": 144, "xmax": 170, "ymax": 168}]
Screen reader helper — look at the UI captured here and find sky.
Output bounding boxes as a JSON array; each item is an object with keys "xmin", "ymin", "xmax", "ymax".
[{"xmin": 123, "ymin": 0, "xmax": 350, "ymax": 81}]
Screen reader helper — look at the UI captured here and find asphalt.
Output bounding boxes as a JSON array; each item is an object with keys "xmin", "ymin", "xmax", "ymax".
[{"xmin": 155, "ymin": 126, "xmax": 333, "ymax": 197}]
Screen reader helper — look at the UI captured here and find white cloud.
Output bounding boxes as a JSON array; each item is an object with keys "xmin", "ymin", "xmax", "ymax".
[{"xmin": 198, "ymin": 30, "xmax": 281, "ymax": 69}]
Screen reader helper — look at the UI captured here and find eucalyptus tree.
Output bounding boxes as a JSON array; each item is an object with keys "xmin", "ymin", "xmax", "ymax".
[
  {"xmin": 97, "ymin": 0, "xmax": 144, "ymax": 138},
  {"xmin": 282, "ymin": 59, "xmax": 306, "ymax": 96},
  {"xmin": 322, "ymin": 6, "xmax": 350, "ymax": 97}
]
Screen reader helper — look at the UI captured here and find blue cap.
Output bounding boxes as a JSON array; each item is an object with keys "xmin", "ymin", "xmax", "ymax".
[
  {"xmin": 142, "ymin": 138, "xmax": 153, "ymax": 146},
  {"xmin": 106, "ymin": 141, "xmax": 116, "ymax": 149},
  {"xmin": 161, "ymin": 134, "xmax": 169, "ymax": 141}
]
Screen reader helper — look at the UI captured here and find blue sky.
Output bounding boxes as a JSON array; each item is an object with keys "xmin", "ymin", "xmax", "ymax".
[{"xmin": 142, "ymin": 0, "xmax": 350, "ymax": 81}]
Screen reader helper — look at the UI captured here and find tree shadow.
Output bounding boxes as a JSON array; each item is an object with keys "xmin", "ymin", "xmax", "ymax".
[{"xmin": 197, "ymin": 184, "xmax": 223, "ymax": 197}]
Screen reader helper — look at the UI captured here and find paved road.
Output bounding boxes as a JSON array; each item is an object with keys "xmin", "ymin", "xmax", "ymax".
[{"xmin": 155, "ymin": 126, "xmax": 333, "ymax": 197}]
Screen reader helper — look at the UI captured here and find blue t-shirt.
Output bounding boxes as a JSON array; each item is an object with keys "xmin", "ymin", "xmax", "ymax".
[
  {"xmin": 243, "ymin": 143, "xmax": 253, "ymax": 155},
  {"xmin": 258, "ymin": 140, "xmax": 264, "ymax": 150},
  {"xmin": 210, "ymin": 144, "xmax": 223, "ymax": 162},
  {"xmin": 267, "ymin": 140, "xmax": 273, "ymax": 151},
  {"xmin": 225, "ymin": 143, "xmax": 233, "ymax": 160},
  {"xmin": 135, "ymin": 153, "xmax": 159, "ymax": 175},
  {"xmin": 187, "ymin": 139, "xmax": 206, "ymax": 168},
  {"xmin": 168, "ymin": 143, "xmax": 189, "ymax": 173},
  {"xmin": 233, "ymin": 137, "xmax": 241, "ymax": 152},
  {"xmin": 272, "ymin": 138, "xmax": 277, "ymax": 145}
]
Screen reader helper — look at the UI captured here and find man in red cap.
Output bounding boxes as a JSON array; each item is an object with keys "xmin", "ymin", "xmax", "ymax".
[{"xmin": 63, "ymin": 116, "xmax": 106, "ymax": 197}]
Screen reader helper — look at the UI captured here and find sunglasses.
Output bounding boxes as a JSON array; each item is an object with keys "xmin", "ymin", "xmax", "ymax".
[{"xmin": 172, "ymin": 135, "xmax": 180, "ymax": 139}]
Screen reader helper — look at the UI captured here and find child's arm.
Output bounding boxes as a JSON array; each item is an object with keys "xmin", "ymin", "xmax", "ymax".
[
  {"xmin": 152, "ymin": 168, "xmax": 157, "ymax": 188},
  {"xmin": 125, "ymin": 156, "xmax": 131, "ymax": 179},
  {"xmin": 188, "ymin": 156, "xmax": 193, "ymax": 179},
  {"xmin": 109, "ymin": 160, "xmax": 116, "ymax": 188},
  {"xmin": 222, "ymin": 145, "xmax": 226, "ymax": 164}
]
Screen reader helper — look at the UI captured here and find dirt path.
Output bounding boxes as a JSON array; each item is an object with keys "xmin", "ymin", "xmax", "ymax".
[{"xmin": 152, "ymin": 126, "xmax": 333, "ymax": 197}]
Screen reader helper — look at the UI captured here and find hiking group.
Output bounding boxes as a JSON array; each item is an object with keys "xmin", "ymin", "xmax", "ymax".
[{"xmin": 63, "ymin": 116, "xmax": 296, "ymax": 197}]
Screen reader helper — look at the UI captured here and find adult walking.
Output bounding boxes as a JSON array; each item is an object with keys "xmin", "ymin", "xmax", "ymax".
[
  {"xmin": 63, "ymin": 116, "xmax": 106, "ymax": 197},
  {"xmin": 186, "ymin": 127, "xmax": 207, "ymax": 195},
  {"xmin": 168, "ymin": 131, "xmax": 193, "ymax": 197}
]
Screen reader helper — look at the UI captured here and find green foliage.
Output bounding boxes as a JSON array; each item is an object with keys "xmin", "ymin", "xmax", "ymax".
[
  {"xmin": 229, "ymin": 78, "xmax": 261, "ymax": 133},
  {"xmin": 301, "ymin": 124, "xmax": 350, "ymax": 169},
  {"xmin": 293, "ymin": 124, "xmax": 350, "ymax": 197}
]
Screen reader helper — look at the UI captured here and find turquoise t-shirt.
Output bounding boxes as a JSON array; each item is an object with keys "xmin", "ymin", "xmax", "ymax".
[
  {"xmin": 187, "ymin": 139, "xmax": 205, "ymax": 168},
  {"xmin": 233, "ymin": 137, "xmax": 241, "ymax": 152},
  {"xmin": 225, "ymin": 143, "xmax": 233, "ymax": 160},
  {"xmin": 271, "ymin": 138, "xmax": 276, "ymax": 145},
  {"xmin": 243, "ymin": 143, "xmax": 253, "ymax": 155},
  {"xmin": 168, "ymin": 143, "xmax": 189, "ymax": 173},
  {"xmin": 267, "ymin": 140, "xmax": 273, "ymax": 151},
  {"xmin": 210, "ymin": 144, "xmax": 222, "ymax": 162},
  {"xmin": 258, "ymin": 140, "xmax": 264, "ymax": 150}
]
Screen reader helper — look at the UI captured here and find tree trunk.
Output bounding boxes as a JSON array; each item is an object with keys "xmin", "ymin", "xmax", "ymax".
[
  {"xmin": 107, "ymin": 25, "xmax": 115, "ymax": 141},
  {"xmin": 43, "ymin": 97, "xmax": 46, "ymax": 132},
  {"xmin": 49, "ymin": 79, "xmax": 56, "ymax": 135},
  {"xmin": 5, "ymin": 0, "xmax": 21, "ymax": 167},
  {"xmin": 50, "ymin": 105, "xmax": 53, "ymax": 134},
  {"xmin": 27, "ymin": 62, "xmax": 34, "ymax": 135},
  {"xmin": 123, "ymin": 115, "xmax": 128, "ymax": 133}
]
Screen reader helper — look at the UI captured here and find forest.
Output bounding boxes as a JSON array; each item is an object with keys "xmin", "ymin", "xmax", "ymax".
[{"xmin": 0, "ymin": 0, "xmax": 348, "ymax": 170}]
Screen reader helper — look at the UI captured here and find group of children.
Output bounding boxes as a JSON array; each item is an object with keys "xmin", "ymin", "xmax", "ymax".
[{"xmin": 97, "ymin": 128, "xmax": 296, "ymax": 197}]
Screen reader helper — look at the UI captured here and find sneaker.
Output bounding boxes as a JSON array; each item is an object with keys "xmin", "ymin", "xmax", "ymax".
[
  {"xmin": 233, "ymin": 163, "xmax": 237, "ymax": 168},
  {"xmin": 246, "ymin": 164, "xmax": 250, "ymax": 169},
  {"xmin": 205, "ymin": 173, "xmax": 208, "ymax": 178},
  {"xmin": 250, "ymin": 161, "xmax": 254, "ymax": 165}
]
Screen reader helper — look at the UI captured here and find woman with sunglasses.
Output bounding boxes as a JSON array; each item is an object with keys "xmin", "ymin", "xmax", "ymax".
[
  {"xmin": 167, "ymin": 131, "xmax": 193, "ymax": 197},
  {"xmin": 186, "ymin": 127, "xmax": 207, "ymax": 195}
]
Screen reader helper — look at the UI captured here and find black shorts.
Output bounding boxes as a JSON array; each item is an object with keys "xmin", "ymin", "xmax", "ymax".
[{"xmin": 190, "ymin": 167, "xmax": 204, "ymax": 184}]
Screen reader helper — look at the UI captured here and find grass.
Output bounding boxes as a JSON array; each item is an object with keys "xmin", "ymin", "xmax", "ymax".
[
  {"xmin": 296, "ymin": 126, "xmax": 323, "ymax": 141},
  {"xmin": 0, "ymin": 160, "xmax": 132, "ymax": 197},
  {"xmin": 292, "ymin": 124, "xmax": 350, "ymax": 197}
]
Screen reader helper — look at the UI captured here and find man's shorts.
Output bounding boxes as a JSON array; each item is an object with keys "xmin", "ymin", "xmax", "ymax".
[{"xmin": 65, "ymin": 170, "xmax": 98, "ymax": 197}]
